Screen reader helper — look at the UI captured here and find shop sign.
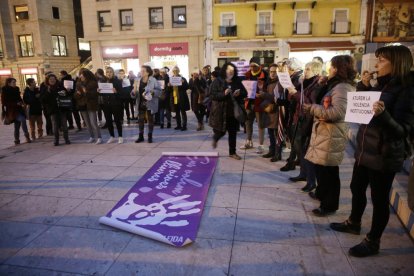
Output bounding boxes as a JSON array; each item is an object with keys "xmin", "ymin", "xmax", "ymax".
[
  {"xmin": 150, "ymin": 43, "xmax": 188, "ymax": 56},
  {"xmin": 102, "ymin": 45, "xmax": 139, "ymax": 58},
  {"xmin": 0, "ymin": 69, "xmax": 12, "ymax": 76},
  {"xmin": 20, "ymin": 68, "xmax": 38, "ymax": 74},
  {"xmin": 219, "ymin": 51, "xmax": 238, "ymax": 57}
]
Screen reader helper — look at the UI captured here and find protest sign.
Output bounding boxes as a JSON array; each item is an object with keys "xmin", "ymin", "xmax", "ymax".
[
  {"xmin": 242, "ymin": 80, "xmax": 257, "ymax": 99},
  {"xmin": 158, "ymin": 80, "xmax": 165, "ymax": 90},
  {"xmin": 277, "ymin": 72, "xmax": 294, "ymax": 89},
  {"xmin": 63, "ymin": 80, "xmax": 74, "ymax": 90},
  {"xmin": 98, "ymin": 83, "xmax": 114, "ymax": 94},
  {"xmin": 345, "ymin": 91, "xmax": 382, "ymax": 124},
  {"xmin": 170, "ymin": 76, "xmax": 182, "ymax": 86}
]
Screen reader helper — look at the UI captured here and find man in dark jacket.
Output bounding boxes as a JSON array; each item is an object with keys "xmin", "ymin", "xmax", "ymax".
[
  {"xmin": 23, "ymin": 78, "xmax": 43, "ymax": 139},
  {"xmin": 60, "ymin": 70, "xmax": 81, "ymax": 131}
]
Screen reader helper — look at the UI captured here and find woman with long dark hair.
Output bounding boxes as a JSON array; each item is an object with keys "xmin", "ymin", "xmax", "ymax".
[
  {"xmin": 1, "ymin": 78, "xmax": 31, "ymax": 145},
  {"xmin": 99, "ymin": 67, "xmax": 123, "ymax": 144},
  {"xmin": 303, "ymin": 55, "xmax": 357, "ymax": 217},
  {"xmin": 209, "ymin": 62, "xmax": 247, "ymax": 160},
  {"xmin": 132, "ymin": 65, "xmax": 162, "ymax": 143},
  {"xmin": 75, "ymin": 68, "xmax": 101, "ymax": 144},
  {"xmin": 40, "ymin": 74, "xmax": 71, "ymax": 146},
  {"xmin": 331, "ymin": 45, "xmax": 414, "ymax": 257}
]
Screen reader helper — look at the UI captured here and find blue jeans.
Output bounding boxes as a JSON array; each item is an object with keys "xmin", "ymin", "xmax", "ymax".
[
  {"xmin": 159, "ymin": 108, "xmax": 171, "ymax": 125},
  {"xmin": 14, "ymin": 113, "xmax": 29, "ymax": 142}
]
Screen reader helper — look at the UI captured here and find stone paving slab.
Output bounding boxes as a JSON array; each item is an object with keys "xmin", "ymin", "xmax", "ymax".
[{"xmin": 0, "ymin": 115, "xmax": 413, "ymax": 275}]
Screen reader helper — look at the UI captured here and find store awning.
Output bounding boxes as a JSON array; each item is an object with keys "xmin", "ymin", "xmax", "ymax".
[{"xmin": 288, "ymin": 41, "xmax": 355, "ymax": 52}]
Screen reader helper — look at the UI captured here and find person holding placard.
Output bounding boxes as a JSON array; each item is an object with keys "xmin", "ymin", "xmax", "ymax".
[
  {"xmin": 74, "ymin": 68, "xmax": 102, "ymax": 144},
  {"xmin": 60, "ymin": 70, "xmax": 80, "ymax": 131},
  {"xmin": 330, "ymin": 45, "xmax": 414, "ymax": 257},
  {"xmin": 209, "ymin": 62, "xmax": 247, "ymax": 160},
  {"xmin": 168, "ymin": 66, "xmax": 190, "ymax": 131},
  {"xmin": 40, "ymin": 74, "xmax": 72, "ymax": 146},
  {"xmin": 303, "ymin": 55, "xmax": 356, "ymax": 217},
  {"xmin": 287, "ymin": 61, "xmax": 322, "ymax": 194},
  {"xmin": 132, "ymin": 65, "xmax": 162, "ymax": 143},
  {"xmin": 240, "ymin": 57, "xmax": 268, "ymax": 153},
  {"xmin": 99, "ymin": 67, "xmax": 124, "ymax": 144}
]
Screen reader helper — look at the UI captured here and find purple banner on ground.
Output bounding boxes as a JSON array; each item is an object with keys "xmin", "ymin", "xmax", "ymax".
[{"xmin": 99, "ymin": 152, "xmax": 219, "ymax": 247}]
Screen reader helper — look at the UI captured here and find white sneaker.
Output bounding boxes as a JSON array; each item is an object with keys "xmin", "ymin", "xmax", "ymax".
[
  {"xmin": 87, "ymin": 137, "xmax": 95, "ymax": 143},
  {"xmin": 256, "ymin": 145, "xmax": 265, "ymax": 154},
  {"xmin": 107, "ymin": 136, "xmax": 115, "ymax": 144},
  {"xmin": 95, "ymin": 138, "xmax": 102, "ymax": 144},
  {"xmin": 118, "ymin": 137, "xmax": 123, "ymax": 144},
  {"xmin": 283, "ymin": 147, "xmax": 291, "ymax": 153}
]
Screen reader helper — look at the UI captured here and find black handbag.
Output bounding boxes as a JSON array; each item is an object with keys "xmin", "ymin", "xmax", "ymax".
[{"xmin": 232, "ymin": 96, "xmax": 246, "ymax": 123}]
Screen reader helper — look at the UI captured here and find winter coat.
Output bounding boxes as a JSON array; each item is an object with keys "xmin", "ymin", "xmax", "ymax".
[
  {"xmin": 131, "ymin": 76, "xmax": 162, "ymax": 115},
  {"xmin": 40, "ymin": 84, "xmax": 70, "ymax": 115},
  {"xmin": 259, "ymin": 77, "xmax": 278, "ymax": 129},
  {"xmin": 74, "ymin": 79, "xmax": 99, "ymax": 111},
  {"xmin": 100, "ymin": 77, "xmax": 123, "ymax": 107},
  {"xmin": 23, "ymin": 87, "xmax": 43, "ymax": 116},
  {"xmin": 305, "ymin": 79, "xmax": 355, "ymax": 166},
  {"xmin": 167, "ymin": 76, "xmax": 190, "ymax": 112},
  {"xmin": 1, "ymin": 86, "xmax": 25, "ymax": 122},
  {"xmin": 189, "ymin": 78, "xmax": 207, "ymax": 111},
  {"xmin": 354, "ymin": 74, "xmax": 414, "ymax": 172},
  {"xmin": 159, "ymin": 74, "xmax": 170, "ymax": 110},
  {"xmin": 209, "ymin": 77, "xmax": 247, "ymax": 132}
]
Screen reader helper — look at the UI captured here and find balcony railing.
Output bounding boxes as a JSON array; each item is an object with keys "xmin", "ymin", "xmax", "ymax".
[
  {"xmin": 293, "ymin": 22, "xmax": 312, "ymax": 35},
  {"xmin": 219, "ymin": 25, "xmax": 237, "ymax": 37},
  {"xmin": 331, "ymin": 21, "xmax": 351, "ymax": 34},
  {"xmin": 256, "ymin": 24, "xmax": 275, "ymax": 36}
]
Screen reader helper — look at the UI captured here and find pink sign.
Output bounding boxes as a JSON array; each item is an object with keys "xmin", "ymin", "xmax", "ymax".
[
  {"xmin": 0, "ymin": 69, "xmax": 12, "ymax": 76},
  {"xmin": 150, "ymin": 43, "xmax": 188, "ymax": 56},
  {"xmin": 102, "ymin": 45, "xmax": 139, "ymax": 58},
  {"xmin": 20, "ymin": 68, "xmax": 38, "ymax": 74}
]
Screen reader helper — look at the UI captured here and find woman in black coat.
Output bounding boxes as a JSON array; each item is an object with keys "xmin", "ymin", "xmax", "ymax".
[
  {"xmin": 167, "ymin": 66, "xmax": 190, "ymax": 131},
  {"xmin": 1, "ymin": 78, "xmax": 31, "ymax": 145},
  {"xmin": 331, "ymin": 45, "xmax": 414, "ymax": 257},
  {"xmin": 40, "ymin": 74, "xmax": 71, "ymax": 146},
  {"xmin": 209, "ymin": 62, "xmax": 247, "ymax": 160},
  {"xmin": 98, "ymin": 67, "xmax": 123, "ymax": 144}
]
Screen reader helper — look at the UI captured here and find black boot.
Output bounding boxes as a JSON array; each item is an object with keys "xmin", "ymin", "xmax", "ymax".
[
  {"xmin": 135, "ymin": 133, "xmax": 144, "ymax": 143},
  {"xmin": 280, "ymin": 161, "xmax": 295, "ymax": 171},
  {"xmin": 262, "ymin": 152, "xmax": 274, "ymax": 158},
  {"xmin": 349, "ymin": 237, "xmax": 380, "ymax": 257},
  {"xmin": 167, "ymin": 122, "xmax": 171, "ymax": 129},
  {"xmin": 270, "ymin": 152, "xmax": 281, "ymax": 162},
  {"xmin": 301, "ymin": 183, "xmax": 316, "ymax": 193},
  {"xmin": 148, "ymin": 133, "xmax": 153, "ymax": 143},
  {"xmin": 174, "ymin": 125, "xmax": 182, "ymax": 130},
  {"xmin": 160, "ymin": 124, "xmax": 164, "ymax": 129},
  {"xmin": 330, "ymin": 219, "xmax": 361, "ymax": 235}
]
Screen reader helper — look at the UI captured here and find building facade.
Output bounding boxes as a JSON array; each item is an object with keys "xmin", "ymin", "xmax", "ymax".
[
  {"xmin": 81, "ymin": 0, "xmax": 205, "ymax": 80},
  {"xmin": 208, "ymin": 0, "xmax": 366, "ymax": 68},
  {"xmin": 0, "ymin": 0, "xmax": 80, "ymax": 88}
]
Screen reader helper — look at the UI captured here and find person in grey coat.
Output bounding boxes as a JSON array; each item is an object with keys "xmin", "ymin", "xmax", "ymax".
[{"xmin": 131, "ymin": 65, "xmax": 162, "ymax": 143}]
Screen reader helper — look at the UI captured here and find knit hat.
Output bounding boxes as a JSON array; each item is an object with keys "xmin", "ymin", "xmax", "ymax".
[{"xmin": 249, "ymin": 57, "xmax": 261, "ymax": 67}]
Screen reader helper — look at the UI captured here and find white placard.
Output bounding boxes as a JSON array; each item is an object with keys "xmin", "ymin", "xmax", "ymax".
[
  {"xmin": 170, "ymin": 76, "xmax": 182, "ymax": 86},
  {"xmin": 277, "ymin": 72, "xmax": 294, "ymax": 89},
  {"xmin": 157, "ymin": 80, "xmax": 165, "ymax": 90},
  {"xmin": 231, "ymin": 61, "xmax": 250, "ymax": 77},
  {"xmin": 98, "ymin": 83, "xmax": 114, "ymax": 94},
  {"xmin": 122, "ymin": 78, "xmax": 131, "ymax": 88},
  {"xmin": 242, "ymin": 80, "xmax": 257, "ymax": 99},
  {"xmin": 63, "ymin": 80, "xmax": 74, "ymax": 90},
  {"xmin": 345, "ymin": 91, "xmax": 382, "ymax": 124}
]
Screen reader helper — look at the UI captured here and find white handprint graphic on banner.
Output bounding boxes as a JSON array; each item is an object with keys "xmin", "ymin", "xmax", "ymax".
[{"xmin": 110, "ymin": 193, "xmax": 201, "ymax": 227}]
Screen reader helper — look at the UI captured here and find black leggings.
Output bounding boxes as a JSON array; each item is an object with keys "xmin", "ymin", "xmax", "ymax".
[
  {"xmin": 213, "ymin": 116, "xmax": 239, "ymax": 155},
  {"xmin": 314, "ymin": 165, "xmax": 341, "ymax": 212},
  {"xmin": 174, "ymin": 104, "xmax": 187, "ymax": 127},
  {"xmin": 138, "ymin": 109, "xmax": 154, "ymax": 134},
  {"xmin": 103, "ymin": 105, "xmax": 123, "ymax": 137},
  {"xmin": 349, "ymin": 164, "xmax": 396, "ymax": 240}
]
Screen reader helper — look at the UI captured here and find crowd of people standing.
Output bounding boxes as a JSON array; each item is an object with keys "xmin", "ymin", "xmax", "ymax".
[{"xmin": 1, "ymin": 44, "xmax": 413, "ymax": 258}]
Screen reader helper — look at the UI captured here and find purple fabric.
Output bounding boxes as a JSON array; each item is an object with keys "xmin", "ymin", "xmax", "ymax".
[{"xmin": 101, "ymin": 154, "xmax": 218, "ymax": 247}]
